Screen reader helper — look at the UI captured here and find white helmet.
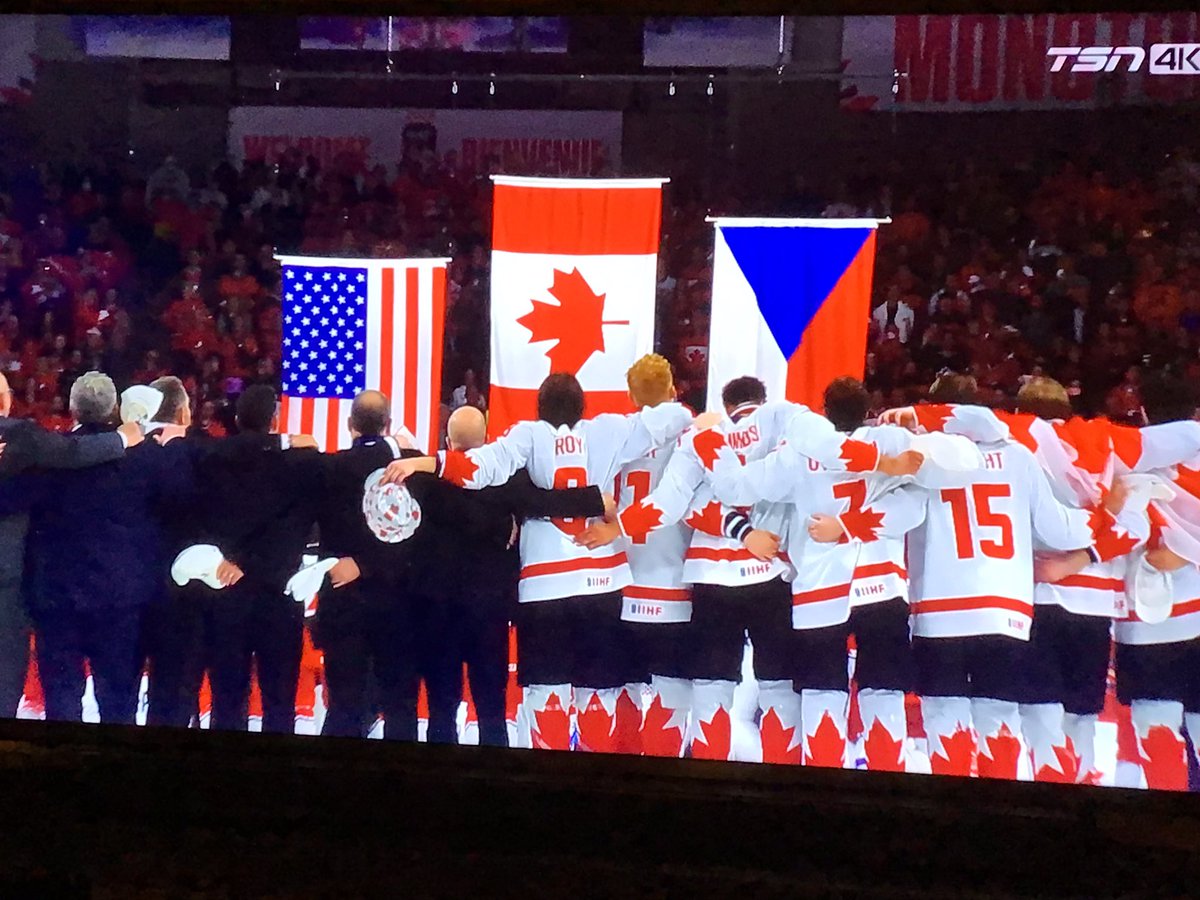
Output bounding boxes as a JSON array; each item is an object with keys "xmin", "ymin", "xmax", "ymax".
[{"xmin": 362, "ymin": 467, "xmax": 422, "ymax": 543}]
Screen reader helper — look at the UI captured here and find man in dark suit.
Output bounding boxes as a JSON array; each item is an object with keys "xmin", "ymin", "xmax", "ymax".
[
  {"xmin": 313, "ymin": 390, "xmax": 423, "ymax": 740},
  {"xmin": 0, "ymin": 373, "xmax": 147, "ymax": 718},
  {"xmin": 0, "ymin": 372, "xmax": 186, "ymax": 723},
  {"xmin": 408, "ymin": 405, "xmax": 610, "ymax": 747},
  {"xmin": 191, "ymin": 384, "xmax": 322, "ymax": 733}
]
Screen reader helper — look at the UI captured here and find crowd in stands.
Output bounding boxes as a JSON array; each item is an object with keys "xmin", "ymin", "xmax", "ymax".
[{"xmin": 3, "ymin": 139, "xmax": 1200, "ymax": 430}]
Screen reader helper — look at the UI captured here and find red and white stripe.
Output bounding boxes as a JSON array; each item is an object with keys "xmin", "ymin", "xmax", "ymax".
[{"xmin": 277, "ymin": 257, "xmax": 447, "ymax": 454}]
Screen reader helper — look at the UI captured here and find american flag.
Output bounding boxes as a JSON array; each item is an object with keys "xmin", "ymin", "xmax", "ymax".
[{"xmin": 276, "ymin": 256, "xmax": 448, "ymax": 453}]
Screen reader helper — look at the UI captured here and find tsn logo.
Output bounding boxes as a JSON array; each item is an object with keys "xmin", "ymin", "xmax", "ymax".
[{"xmin": 1047, "ymin": 44, "xmax": 1200, "ymax": 75}]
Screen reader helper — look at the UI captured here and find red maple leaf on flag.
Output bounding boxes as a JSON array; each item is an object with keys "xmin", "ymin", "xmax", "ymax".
[
  {"xmin": 930, "ymin": 726, "xmax": 975, "ymax": 778},
  {"xmin": 641, "ymin": 695, "xmax": 684, "ymax": 758},
  {"xmin": 619, "ymin": 500, "xmax": 664, "ymax": 542},
  {"xmin": 611, "ymin": 688, "xmax": 642, "ymax": 756},
  {"xmin": 685, "ymin": 500, "xmax": 725, "ymax": 538},
  {"xmin": 1174, "ymin": 464, "xmax": 1200, "ymax": 502},
  {"xmin": 838, "ymin": 438, "xmax": 879, "ymax": 473},
  {"xmin": 1033, "ymin": 738, "xmax": 1081, "ymax": 784},
  {"xmin": 691, "ymin": 707, "xmax": 731, "ymax": 760},
  {"xmin": 441, "ymin": 450, "xmax": 480, "ymax": 487},
  {"xmin": 692, "ymin": 428, "xmax": 727, "ymax": 472},
  {"xmin": 576, "ymin": 691, "xmax": 615, "ymax": 753},
  {"xmin": 1053, "ymin": 418, "xmax": 1109, "ymax": 476},
  {"xmin": 913, "ymin": 404, "xmax": 954, "ymax": 433},
  {"xmin": 978, "ymin": 723, "xmax": 1022, "ymax": 780},
  {"xmin": 516, "ymin": 268, "xmax": 626, "ymax": 375},
  {"xmin": 1148, "ymin": 504, "xmax": 1169, "ymax": 550},
  {"xmin": 531, "ymin": 692, "xmax": 571, "ymax": 751},
  {"xmin": 863, "ymin": 720, "xmax": 905, "ymax": 772},
  {"xmin": 1088, "ymin": 504, "xmax": 1139, "ymax": 561},
  {"xmin": 760, "ymin": 708, "xmax": 801, "ymax": 765},
  {"xmin": 839, "ymin": 505, "xmax": 886, "ymax": 543},
  {"xmin": 1003, "ymin": 412, "xmax": 1041, "ymax": 455},
  {"xmin": 803, "ymin": 712, "xmax": 846, "ymax": 768},
  {"xmin": 1140, "ymin": 724, "xmax": 1188, "ymax": 791}
]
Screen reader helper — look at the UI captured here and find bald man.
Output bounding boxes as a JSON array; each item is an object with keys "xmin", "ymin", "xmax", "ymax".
[
  {"xmin": 310, "ymin": 390, "xmax": 427, "ymax": 738},
  {"xmin": 0, "ymin": 372, "xmax": 143, "ymax": 719},
  {"xmin": 406, "ymin": 404, "xmax": 610, "ymax": 747}
]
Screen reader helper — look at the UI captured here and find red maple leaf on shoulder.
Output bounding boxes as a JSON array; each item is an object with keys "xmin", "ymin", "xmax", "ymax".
[
  {"xmin": 531, "ymin": 692, "xmax": 571, "ymax": 751},
  {"xmin": 440, "ymin": 450, "xmax": 479, "ymax": 487},
  {"xmin": 619, "ymin": 500, "xmax": 664, "ymax": 542},
  {"xmin": 913, "ymin": 404, "xmax": 954, "ymax": 433},
  {"xmin": 692, "ymin": 428, "xmax": 727, "ymax": 471},
  {"xmin": 838, "ymin": 438, "xmax": 879, "ymax": 472},
  {"xmin": 978, "ymin": 723, "xmax": 1021, "ymax": 780},
  {"xmin": 516, "ymin": 268, "xmax": 626, "ymax": 375},
  {"xmin": 839, "ymin": 505, "xmax": 886, "ymax": 543},
  {"xmin": 760, "ymin": 707, "xmax": 801, "ymax": 765},
  {"xmin": 1088, "ymin": 503, "xmax": 1139, "ymax": 561},
  {"xmin": 1033, "ymin": 738, "xmax": 1081, "ymax": 784},
  {"xmin": 641, "ymin": 695, "xmax": 685, "ymax": 758},
  {"xmin": 863, "ymin": 720, "xmax": 905, "ymax": 772},
  {"xmin": 685, "ymin": 500, "xmax": 724, "ymax": 537},
  {"xmin": 930, "ymin": 726, "xmax": 975, "ymax": 777},
  {"xmin": 804, "ymin": 712, "xmax": 846, "ymax": 768}
]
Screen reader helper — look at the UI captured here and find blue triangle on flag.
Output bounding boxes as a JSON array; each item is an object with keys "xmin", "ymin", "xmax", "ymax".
[{"xmin": 721, "ymin": 226, "xmax": 873, "ymax": 361}]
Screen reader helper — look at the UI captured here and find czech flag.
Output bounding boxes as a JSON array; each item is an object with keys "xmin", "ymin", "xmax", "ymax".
[{"xmin": 705, "ymin": 218, "xmax": 881, "ymax": 413}]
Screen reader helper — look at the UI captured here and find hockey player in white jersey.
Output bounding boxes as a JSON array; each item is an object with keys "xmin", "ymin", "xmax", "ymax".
[
  {"xmin": 380, "ymin": 372, "xmax": 694, "ymax": 752},
  {"xmin": 606, "ymin": 354, "xmax": 702, "ymax": 757},
  {"xmin": 581, "ymin": 376, "xmax": 922, "ymax": 763},
  {"xmin": 892, "ymin": 375, "xmax": 1137, "ymax": 780},
  {"xmin": 702, "ymin": 377, "xmax": 958, "ymax": 771}
]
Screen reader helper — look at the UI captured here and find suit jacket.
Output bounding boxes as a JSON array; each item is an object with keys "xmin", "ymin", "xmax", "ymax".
[
  {"xmin": 0, "ymin": 417, "xmax": 127, "ymax": 585},
  {"xmin": 0, "ymin": 423, "xmax": 192, "ymax": 612},
  {"xmin": 405, "ymin": 467, "xmax": 606, "ymax": 607},
  {"xmin": 315, "ymin": 436, "xmax": 414, "ymax": 586},
  {"xmin": 192, "ymin": 431, "xmax": 323, "ymax": 594}
]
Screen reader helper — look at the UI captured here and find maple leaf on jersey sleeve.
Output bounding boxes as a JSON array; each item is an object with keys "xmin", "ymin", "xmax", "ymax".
[
  {"xmin": 838, "ymin": 438, "xmax": 879, "ymax": 472},
  {"xmin": 619, "ymin": 500, "xmax": 665, "ymax": 542},
  {"xmin": 913, "ymin": 404, "xmax": 954, "ymax": 433},
  {"xmin": 440, "ymin": 450, "xmax": 480, "ymax": 487},
  {"xmin": 685, "ymin": 500, "xmax": 725, "ymax": 537},
  {"xmin": 692, "ymin": 428, "xmax": 727, "ymax": 472},
  {"xmin": 516, "ymin": 268, "xmax": 625, "ymax": 375},
  {"xmin": 1088, "ymin": 503, "xmax": 1139, "ymax": 561},
  {"xmin": 839, "ymin": 505, "xmax": 886, "ymax": 543}
]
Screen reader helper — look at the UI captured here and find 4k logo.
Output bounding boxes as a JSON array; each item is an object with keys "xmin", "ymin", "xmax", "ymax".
[
  {"xmin": 1046, "ymin": 46, "xmax": 1146, "ymax": 73},
  {"xmin": 1047, "ymin": 44, "xmax": 1200, "ymax": 75}
]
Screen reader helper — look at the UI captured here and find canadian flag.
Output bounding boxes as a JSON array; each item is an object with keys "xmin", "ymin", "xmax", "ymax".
[{"xmin": 487, "ymin": 175, "xmax": 667, "ymax": 438}]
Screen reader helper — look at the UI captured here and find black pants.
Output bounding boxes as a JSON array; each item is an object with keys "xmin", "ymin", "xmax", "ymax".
[
  {"xmin": 0, "ymin": 578, "xmax": 30, "ymax": 718},
  {"xmin": 311, "ymin": 579, "xmax": 418, "ymax": 741},
  {"xmin": 34, "ymin": 606, "xmax": 142, "ymax": 724},
  {"xmin": 1116, "ymin": 639, "xmax": 1200, "ymax": 711},
  {"xmin": 1019, "ymin": 605, "xmax": 1112, "ymax": 715},
  {"xmin": 195, "ymin": 579, "xmax": 304, "ymax": 734},
  {"xmin": 789, "ymin": 597, "xmax": 913, "ymax": 693},
  {"xmin": 141, "ymin": 585, "xmax": 202, "ymax": 729},
  {"xmin": 515, "ymin": 592, "xmax": 628, "ymax": 688},
  {"xmin": 686, "ymin": 579, "xmax": 795, "ymax": 682},
  {"xmin": 414, "ymin": 591, "xmax": 509, "ymax": 747}
]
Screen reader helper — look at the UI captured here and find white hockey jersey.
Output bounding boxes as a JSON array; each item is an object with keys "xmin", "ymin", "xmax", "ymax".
[
  {"xmin": 910, "ymin": 405, "xmax": 1148, "ymax": 619},
  {"xmin": 436, "ymin": 403, "xmax": 692, "ymax": 603},
  {"xmin": 1114, "ymin": 561, "xmax": 1200, "ymax": 646},
  {"xmin": 615, "ymin": 436, "xmax": 692, "ymax": 624},
  {"xmin": 909, "ymin": 441, "xmax": 1108, "ymax": 641},
  {"xmin": 617, "ymin": 401, "xmax": 882, "ymax": 590},
  {"xmin": 708, "ymin": 423, "xmax": 946, "ymax": 629}
]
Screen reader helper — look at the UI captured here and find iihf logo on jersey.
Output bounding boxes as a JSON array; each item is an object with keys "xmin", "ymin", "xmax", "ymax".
[
  {"xmin": 587, "ymin": 575, "xmax": 613, "ymax": 589},
  {"xmin": 739, "ymin": 562, "xmax": 772, "ymax": 578}
]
